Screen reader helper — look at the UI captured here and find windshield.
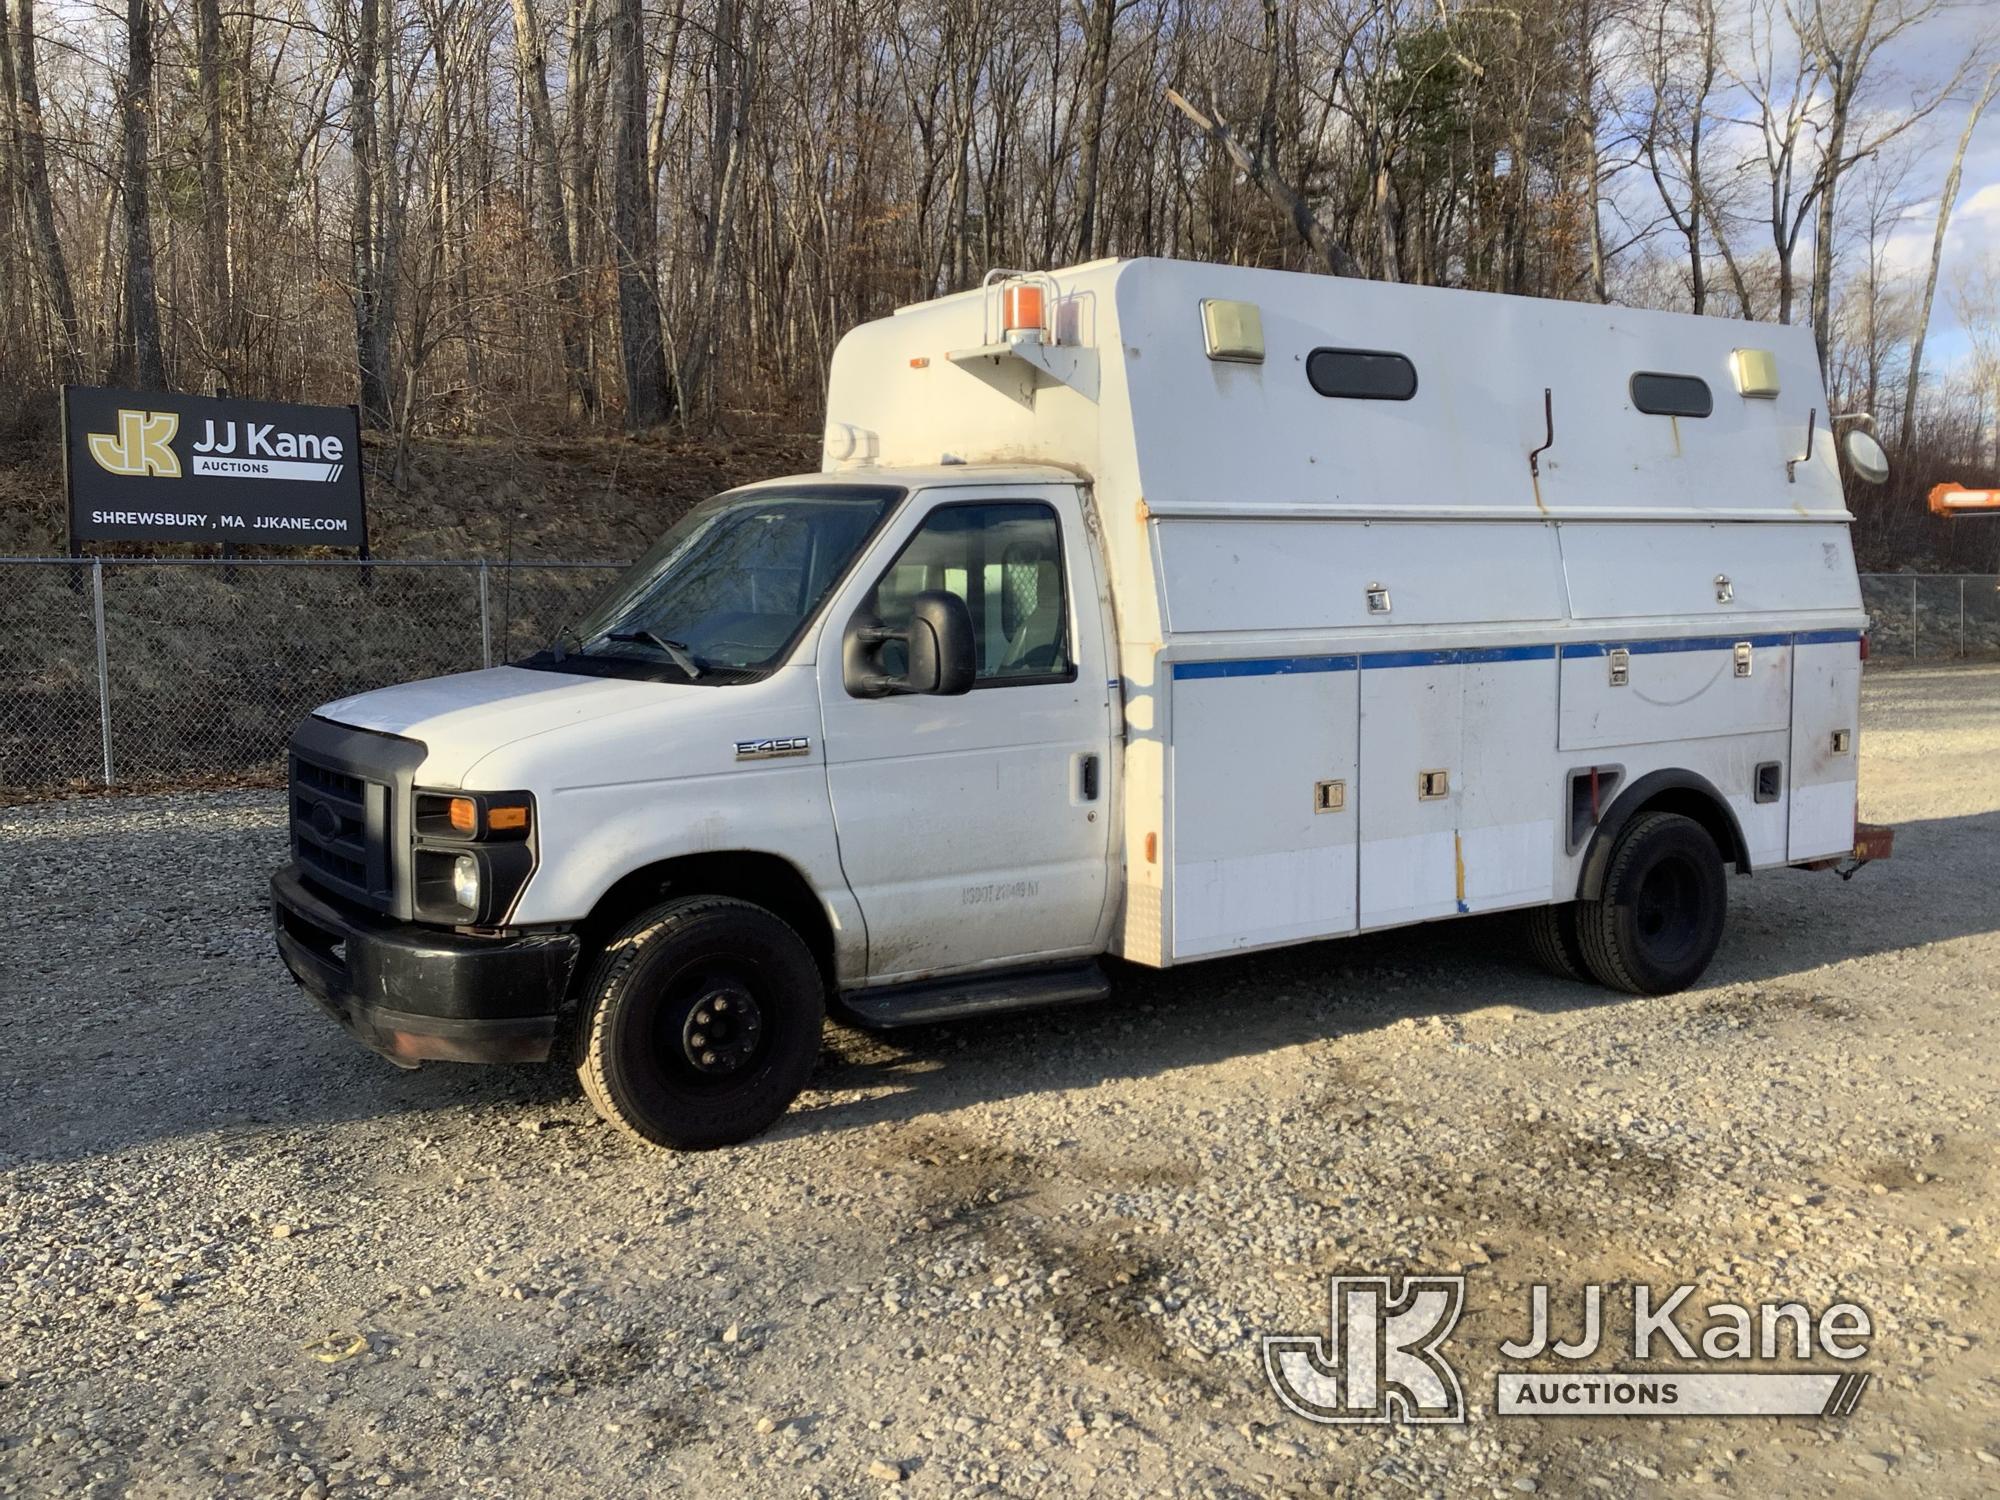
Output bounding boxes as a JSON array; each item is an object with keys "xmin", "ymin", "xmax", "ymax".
[{"xmin": 526, "ymin": 484, "xmax": 902, "ymax": 683}]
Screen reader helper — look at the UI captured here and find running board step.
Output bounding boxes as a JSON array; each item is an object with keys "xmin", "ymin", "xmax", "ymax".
[{"xmin": 841, "ymin": 961, "xmax": 1111, "ymax": 1029}]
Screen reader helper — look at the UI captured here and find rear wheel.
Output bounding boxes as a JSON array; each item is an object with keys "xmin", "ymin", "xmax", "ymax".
[
  {"xmin": 1577, "ymin": 812, "xmax": 1727, "ymax": 995},
  {"xmin": 576, "ymin": 896, "xmax": 825, "ymax": 1150},
  {"xmin": 1523, "ymin": 902, "xmax": 1590, "ymax": 982}
]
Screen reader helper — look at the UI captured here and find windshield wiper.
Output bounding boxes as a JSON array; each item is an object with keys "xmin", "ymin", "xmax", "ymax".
[
  {"xmin": 605, "ymin": 629, "xmax": 707, "ymax": 678},
  {"xmin": 546, "ymin": 621, "xmax": 582, "ymax": 661}
]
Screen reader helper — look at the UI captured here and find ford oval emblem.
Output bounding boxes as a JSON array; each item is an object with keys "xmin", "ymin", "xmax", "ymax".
[{"xmin": 308, "ymin": 799, "xmax": 342, "ymax": 840}]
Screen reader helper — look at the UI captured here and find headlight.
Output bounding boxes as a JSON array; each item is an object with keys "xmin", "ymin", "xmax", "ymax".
[
  {"xmin": 451, "ymin": 854, "xmax": 481, "ymax": 910},
  {"xmin": 411, "ymin": 789, "xmax": 538, "ymax": 925},
  {"xmin": 416, "ymin": 790, "xmax": 533, "ymax": 842}
]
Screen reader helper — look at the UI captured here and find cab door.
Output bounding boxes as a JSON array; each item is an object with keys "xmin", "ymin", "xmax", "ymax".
[{"xmin": 817, "ymin": 486, "xmax": 1113, "ymax": 980}]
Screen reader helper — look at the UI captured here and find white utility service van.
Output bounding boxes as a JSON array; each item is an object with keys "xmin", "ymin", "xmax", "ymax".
[{"xmin": 273, "ymin": 256, "xmax": 1893, "ymax": 1149}]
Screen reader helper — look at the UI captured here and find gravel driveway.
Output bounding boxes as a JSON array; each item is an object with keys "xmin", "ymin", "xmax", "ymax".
[{"xmin": 3, "ymin": 665, "xmax": 1997, "ymax": 1499}]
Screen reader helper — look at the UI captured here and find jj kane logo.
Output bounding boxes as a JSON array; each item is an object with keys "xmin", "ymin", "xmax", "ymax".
[
  {"xmin": 1264, "ymin": 1276, "xmax": 1467, "ymax": 1424},
  {"xmin": 86, "ymin": 409, "xmax": 347, "ymax": 483},
  {"xmin": 1265, "ymin": 1276, "xmax": 1873, "ymax": 1425},
  {"xmin": 87, "ymin": 409, "xmax": 182, "ymax": 478}
]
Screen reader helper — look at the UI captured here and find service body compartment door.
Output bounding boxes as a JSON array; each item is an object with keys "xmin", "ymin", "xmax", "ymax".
[
  {"xmin": 1356, "ymin": 649, "xmax": 1562, "ymax": 929},
  {"xmin": 1169, "ymin": 659, "xmax": 1359, "ymax": 959},
  {"xmin": 1358, "ymin": 656, "xmax": 1465, "ymax": 928},
  {"xmin": 1787, "ymin": 635, "xmax": 1862, "ymax": 861},
  {"xmin": 1558, "ymin": 636, "xmax": 1793, "ymax": 752}
]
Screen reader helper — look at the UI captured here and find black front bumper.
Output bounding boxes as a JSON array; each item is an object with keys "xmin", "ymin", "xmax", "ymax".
[{"xmin": 272, "ymin": 865, "xmax": 579, "ymax": 1066}]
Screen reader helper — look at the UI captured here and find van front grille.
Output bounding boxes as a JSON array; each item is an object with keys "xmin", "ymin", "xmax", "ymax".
[{"xmin": 290, "ymin": 750, "xmax": 391, "ymax": 909}]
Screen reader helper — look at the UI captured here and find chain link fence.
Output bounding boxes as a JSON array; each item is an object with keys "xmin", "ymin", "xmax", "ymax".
[
  {"xmin": 1, "ymin": 558, "xmax": 622, "ymax": 797},
  {"xmin": 1858, "ymin": 574, "xmax": 2000, "ymax": 664},
  {"xmin": 2, "ymin": 560, "xmax": 1994, "ymax": 801}
]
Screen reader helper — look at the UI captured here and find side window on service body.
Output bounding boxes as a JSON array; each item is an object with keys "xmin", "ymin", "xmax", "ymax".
[{"xmin": 867, "ymin": 502, "xmax": 1074, "ymax": 685}]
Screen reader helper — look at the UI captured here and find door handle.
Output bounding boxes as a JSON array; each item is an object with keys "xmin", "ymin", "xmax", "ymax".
[{"xmin": 1079, "ymin": 754, "xmax": 1100, "ymax": 801}]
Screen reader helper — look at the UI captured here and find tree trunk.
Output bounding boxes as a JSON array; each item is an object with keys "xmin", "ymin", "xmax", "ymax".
[
  {"xmin": 1901, "ymin": 62, "xmax": 2000, "ymax": 447},
  {"xmin": 1073, "ymin": 0, "xmax": 1116, "ymax": 260},
  {"xmin": 609, "ymin": 0, "xmax": 670, "ymax": 429},
  {"xmin": 509, "ymin": 0, "xmax": 597, "ymax": 415},
  {"xmin": 677, "ymin": 0, "xmax": 765, "ymax": 412},
  {"xmin": 350, "ymin": 0, "xmax": 392, "ymax": 425},
  {"xmin": 6, "ymin": 0, "xmax": 82, "ymax": 379},
  {"xmin": 119, "ymin": 0, "xmax": 165, "ymax": 389},
  {"xmin": 193, "ymin": 0, "xmax": 229, "ymax": 383},
  {"xmin": 1808, "ymin": 0, "xmax": 1882, "ymax": 372}
]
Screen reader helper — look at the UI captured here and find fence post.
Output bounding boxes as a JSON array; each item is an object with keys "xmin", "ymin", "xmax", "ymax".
[
  {"xmin": 91, "ymin": 559, "xmax": 114, "ymax": 786},
  {"xmin": 479, "ymin": 560, "xmax": 493, "ymax": 669},
  {"xmin": 1911, "ymin": 577, "xmax": 1919, "ymax": 661},
  {"xmin": 1959, "ymin": 578, "xmax": 1966, "ymax": 659}
]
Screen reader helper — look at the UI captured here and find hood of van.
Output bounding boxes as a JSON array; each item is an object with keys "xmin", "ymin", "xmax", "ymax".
[{"xmin": 315, "ymin": 666, "xmax": 704, "ymax": 785}]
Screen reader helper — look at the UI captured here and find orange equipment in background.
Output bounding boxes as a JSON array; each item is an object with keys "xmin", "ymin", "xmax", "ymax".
[{"xmin": 1929, "ymin": 482, "xmax": 2000, "ymax": 516}]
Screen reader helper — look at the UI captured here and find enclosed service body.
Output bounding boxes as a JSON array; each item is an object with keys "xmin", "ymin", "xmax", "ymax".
[{"xmin": 273, "ymin": 258, "xmax": 1882, "ymax": 1148}]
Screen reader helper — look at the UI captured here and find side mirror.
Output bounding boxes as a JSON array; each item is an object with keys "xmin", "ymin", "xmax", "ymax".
[
  {"xmin": 841, "ymin": 589, "xmax": 977, "ymax": 698},
  {"xmin": 1842, "ymin": 429, "xmax": 1890, "ymax": 485}
]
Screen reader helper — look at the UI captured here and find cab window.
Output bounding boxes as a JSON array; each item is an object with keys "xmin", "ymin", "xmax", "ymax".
[{"xmin": 867, "ymin": 502, "xmax": 1074, "ymax": 684}]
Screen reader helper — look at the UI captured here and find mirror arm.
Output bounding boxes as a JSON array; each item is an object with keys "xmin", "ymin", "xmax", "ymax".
[{"xmin": 1787, "ymin": 407, "xmax": 1817, "ymax": 485}]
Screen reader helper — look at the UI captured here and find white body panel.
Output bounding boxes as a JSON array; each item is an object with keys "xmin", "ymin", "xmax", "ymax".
[
  {"xmin": 308, "ymin": 256, "xmax": 1868, "ymax": 989},
  {"xmin": 1169, "ymin": 663, "xmax": 1359, "ymax": 958}
]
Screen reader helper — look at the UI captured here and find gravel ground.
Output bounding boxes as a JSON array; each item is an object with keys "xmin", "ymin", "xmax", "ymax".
[{"xmin": 3, "ymin": 665, "xmax": 1997, "ymax": 1499}]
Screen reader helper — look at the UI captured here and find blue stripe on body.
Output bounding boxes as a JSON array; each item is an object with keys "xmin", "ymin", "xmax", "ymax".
[
  {"xmin": 1171, "ymin": 655, "xmax": 1359, "ymax": 681},
  {"xmin": 1361, "ymin": 644, "xmax": 1558, "ymax": 670},
  {"xmin": 1559, "ymin": 633, "xmax": 1791, "ymax": 658},
  {"xmin": 1170, "ymin": 629, "xmax": 1860, "ymax": 680}
]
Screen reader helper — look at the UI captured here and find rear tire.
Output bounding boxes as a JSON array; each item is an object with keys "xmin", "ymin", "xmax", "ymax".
[
  {"xmin": 1523, "ymin": 902, "xmax": 1590, "ymax": 982},
  {"xmin": 576, "ymin": 896, "xmax": 825, "ymax": 1150},
  {"xmin": 1577, "ymin": 812, "xmax": 1727, "ymax": 995}
]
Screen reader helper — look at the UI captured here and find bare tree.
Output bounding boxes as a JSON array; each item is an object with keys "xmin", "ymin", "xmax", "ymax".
[
  {"xmin": 609, "ymin": 0, "xmax": 670, "ymax": 428},
  {"xmin": 510, "ymin": 0, "xmax": 597, "ymax": 415},
  {"xmin": 3, "ymin": 0, "xmax": 82, "ymax": 380},
  {"xmin": 119, "ymin": 0, "xmax": 166, "ymax": 389},
  {"xmin": 1901, "ymin": 60, "xmax": 2000, "ymax": 447},
  {"xmin": 1164, "ymin": 0, "xmax": 1360, "ymax": 278}
]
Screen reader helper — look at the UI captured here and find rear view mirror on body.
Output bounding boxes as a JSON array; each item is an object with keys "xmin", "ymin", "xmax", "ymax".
[{"xmin": 1842, "ymin": 429, "xmax": 1890, "ymax": 485}]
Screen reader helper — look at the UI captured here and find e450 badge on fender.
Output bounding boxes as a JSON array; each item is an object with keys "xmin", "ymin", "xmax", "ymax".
[{"xmin": 734, "ymin": 736, "xmax": 811, "ymax": 761}]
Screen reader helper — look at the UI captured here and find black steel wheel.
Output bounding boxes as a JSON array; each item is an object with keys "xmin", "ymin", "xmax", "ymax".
[
  {"xmin": 576, "ymin": 896, "xmax": 824, "ymax": 1149},
  {"xmin": 1577, "ymin": 811, "xmax": 1727, "ymax": 995}
]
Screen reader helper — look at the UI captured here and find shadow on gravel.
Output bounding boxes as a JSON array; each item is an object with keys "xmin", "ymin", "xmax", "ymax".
[{"xmin": 2, "ymin": 809, "xmax": 1994, "ymax": 1165}]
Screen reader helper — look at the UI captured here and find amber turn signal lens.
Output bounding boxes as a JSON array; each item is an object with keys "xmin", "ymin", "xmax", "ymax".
[
  {"xmin": 487, "ymin": 805, "xmax": 529, "ymax": 832},
  {"xmin": 447, "ymin": 797, "xmax": 478, "ymax": 835}
]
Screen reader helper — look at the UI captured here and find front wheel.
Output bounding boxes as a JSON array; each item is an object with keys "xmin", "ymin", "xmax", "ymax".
[
  {"xmin": 576, "ymin": 896, "xmax": 825, "ymax": 1150},
  {"xmin": 1577, "ymin": 811, "xmax": 1727, "ymax": 995}
]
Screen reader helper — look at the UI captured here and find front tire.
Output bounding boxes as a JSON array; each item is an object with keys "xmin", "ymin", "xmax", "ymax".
[
  {"xmin": 576, "ymin": 896, "xmax": 825, "ymax": 1150},
  {"xmin": 1577, "ymin": 811, "xmax": 1727, "ymax": 995}
]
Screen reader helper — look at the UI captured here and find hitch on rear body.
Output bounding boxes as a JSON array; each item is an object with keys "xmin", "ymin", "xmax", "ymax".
[{"xmin": 1803, "ymin": 822, "xmax": 1895, "ymax": 880}]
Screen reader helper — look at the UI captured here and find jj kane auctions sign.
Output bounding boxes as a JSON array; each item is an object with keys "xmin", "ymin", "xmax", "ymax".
[{"xmin": 64, "ymin": 386, "xmax": 366, "ymax": 548}]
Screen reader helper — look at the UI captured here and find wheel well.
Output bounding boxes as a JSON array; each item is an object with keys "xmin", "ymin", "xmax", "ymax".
[
  {"xmin": 572, "ymin": 852, "xmax": 839, "ymax": 995},
  {"xmin": 1575, "ymin": 770, "xmax": 1750, "ymax": 900}
]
